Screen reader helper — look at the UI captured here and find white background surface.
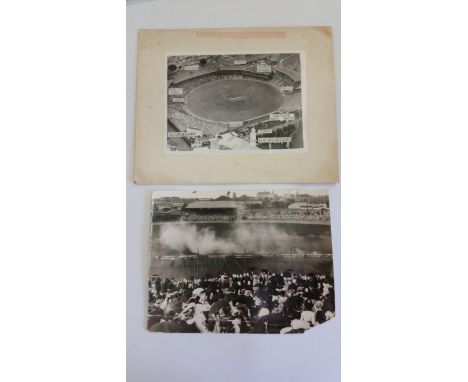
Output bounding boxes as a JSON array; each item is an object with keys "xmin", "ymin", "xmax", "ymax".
[
  {"xmin": 127, "ymin": 1, "xmax": 340, "ymax": 381},
  {"xmin": 2, "ymin": 1, "xmax": 468, "ymax": 382}
]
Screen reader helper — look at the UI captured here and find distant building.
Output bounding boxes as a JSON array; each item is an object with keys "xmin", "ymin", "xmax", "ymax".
[
  {"xmin": 288, "ymin": 202, "xmax": 329, "ymax": 217},
  {"xmin": 185, "ymin": 200, "xmax": 244, "ymax": 216},
  {"xmin": 295, "ymin": 193, "xmax": 312, "ymax": 202},
  {"xmin": 288, "ymin": 202, "xmax": 327, "ymax": 210},
  {"xmin": 171, "ymin": 202, "xmax": 185, "ymax": 211},
  {"xmin": 153, "ymin": 202, "xmax": 173, "ymax": 212},
  {"xmin": 269, "ymin": 54, "xmax": 280, "ymax": 63},
  {"xmin": 152, "ymin": 200, "xmax": 185, "ymax": 222},
  {"xmin": 245, "ymin": 200, "xmax": 263, "ymax": 209},
  {"xmin": 257, "ymin": 191, "xmax": 274, "ymax": 199}
]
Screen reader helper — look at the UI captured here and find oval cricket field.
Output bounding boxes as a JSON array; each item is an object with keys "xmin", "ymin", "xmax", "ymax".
[{"xmin": 185, "ymin": 79, "xmax": 284, "ymax": 123}]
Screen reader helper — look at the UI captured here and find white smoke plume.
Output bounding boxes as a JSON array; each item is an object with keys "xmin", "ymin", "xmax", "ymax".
[
  {"xmin": 158, "ymin": 223, "xmax": 295, "ymax": 255},
  {"xmin": 159, "ymin": 224, "xmax": 237, "ymax": 254}
]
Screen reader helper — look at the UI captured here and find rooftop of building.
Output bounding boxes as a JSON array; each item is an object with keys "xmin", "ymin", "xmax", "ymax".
[{"xmin": 186, "ymin": 200, "xmax": 242, "ymax": 209}]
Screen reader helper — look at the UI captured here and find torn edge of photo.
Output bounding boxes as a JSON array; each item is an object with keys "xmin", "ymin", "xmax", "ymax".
[
  {"xmin": 133, "ymin": 27, "xmax": 339, "ymax": 184},
  {"xmin": 147, "ymin": 189, "xmax": 335, "ymax": 334}
]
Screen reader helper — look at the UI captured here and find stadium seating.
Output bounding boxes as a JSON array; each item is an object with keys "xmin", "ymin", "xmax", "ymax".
[{"xmin": 167, "ymin": 69, "xmax": 301, "ymax": 139}]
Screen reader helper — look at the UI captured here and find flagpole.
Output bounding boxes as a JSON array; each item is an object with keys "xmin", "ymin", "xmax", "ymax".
[
  {"xmin": 290, "ymin": 247, "xmax": 293, "ymax": 273},
  {"xmin": 243, "ymin": 248, "xmax": 246, "ymax": 273},
  {"xmin": 197, "ymin": 249, "xmax": 199, "ymax": 280}
]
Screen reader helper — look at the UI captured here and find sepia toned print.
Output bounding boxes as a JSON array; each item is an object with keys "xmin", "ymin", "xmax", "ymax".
[
  {"xmin": 165, "ymin": 53, "xmax": 306, "ymax": 154},
  {"xmin": 133, "ymin": 27, "xmax": 339, "ymax": 184},
  {"xmin": 148, "ymin": 190, "xmax": 335, "ymax": 334}
]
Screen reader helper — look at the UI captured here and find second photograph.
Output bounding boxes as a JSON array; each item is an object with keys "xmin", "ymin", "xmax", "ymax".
[{"xmin": 147, "ymin": 189, "xmax": 335, "ymax": 334}]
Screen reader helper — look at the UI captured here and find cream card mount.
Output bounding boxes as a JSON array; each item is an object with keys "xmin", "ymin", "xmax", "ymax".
[{"xmin": 134, "ymin": 27, "xmax": 339, "ymax": 184}]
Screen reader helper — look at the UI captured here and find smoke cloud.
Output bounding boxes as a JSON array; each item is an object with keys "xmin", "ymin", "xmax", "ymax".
[
  {"xmin": 159, "ymin": 224, "xmax": 237, "ymax": 254},
  {"xmin": 158, "ymin": 223, "xmax": 296, "ymax": 255}
]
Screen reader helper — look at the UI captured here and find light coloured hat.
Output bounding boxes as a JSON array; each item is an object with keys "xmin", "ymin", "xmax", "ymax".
[
  {"xmin": 291, "ymin": 319, "xmax": 311, "ymax": 330},
  {"xmin": 192, "ymin": 288, "xmax": 205, "ymax": 296}
]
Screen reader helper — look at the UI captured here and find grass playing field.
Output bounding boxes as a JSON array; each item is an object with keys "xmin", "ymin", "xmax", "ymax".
[
  {"xmin": 150, "ymin": 222, "xmax": 334, "ymax": 279},
  {"xmin": 150, "ymin": 255, "xmax": 334, "ymax": 280},
  {"xmin": 185, "ymin": 79, "xmax": 284, "ymax": 122}
]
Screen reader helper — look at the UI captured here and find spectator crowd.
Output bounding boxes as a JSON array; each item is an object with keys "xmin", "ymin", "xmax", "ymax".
[
  {"xmin": 148, "ymin": 270, "xmax": 335, "ymax": 334},
  {"xmin": 182, "ymin": 213, "xmax": 237, "ymax": 222},
  {"xmin": 241, "ymin": 208, "xmax": 329, "ymax": 222}
]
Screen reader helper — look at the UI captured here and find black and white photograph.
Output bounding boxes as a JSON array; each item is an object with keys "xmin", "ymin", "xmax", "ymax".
[
  {"xmin": 148, "ymin": 189, "xmax": 335, "ymax": 334},
  {"xmin": 165, "ymin": 53, "xmax": 306, "ymax": 154}
]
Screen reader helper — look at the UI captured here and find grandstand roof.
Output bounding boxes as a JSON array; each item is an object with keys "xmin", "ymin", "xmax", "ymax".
[
  {"xmin": 170, "ymin": 67, "xmax": 218, "ymax": 84},
  {"xmin": 186, "ymin": 201, "xmax": 241, "ymax": 209}
]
